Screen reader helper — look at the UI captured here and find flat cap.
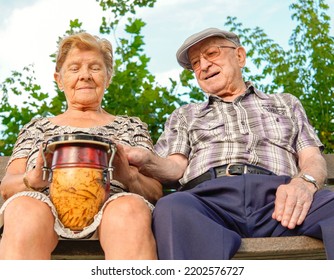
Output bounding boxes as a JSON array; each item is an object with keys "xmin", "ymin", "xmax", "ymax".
[{"xmin": 176, "ymin": 27, "xmax": 241, "ymax": 69}]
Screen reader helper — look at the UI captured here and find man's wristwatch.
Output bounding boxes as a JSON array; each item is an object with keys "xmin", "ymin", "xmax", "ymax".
[{"xmin": 299, "ymin": 174, "xmax": 319, "ymax": 190}]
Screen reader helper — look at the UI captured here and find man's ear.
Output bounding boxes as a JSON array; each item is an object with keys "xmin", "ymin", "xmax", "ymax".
[
  {"xmin": 54, "ymin": 72, "xmax": 63, "ymax": 91},
  {"xmin": 236, "ymin": 46, "xmax": 247, "ymax": 68}
]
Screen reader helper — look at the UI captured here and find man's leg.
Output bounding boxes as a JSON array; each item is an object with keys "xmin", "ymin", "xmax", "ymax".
[
  {"xmin": 152, "ymin": 191, "xmax": 241, "ymax": 260},
  {"xmin": 295, "ymin": 189, "xmax": 334, "ymax": 260}
]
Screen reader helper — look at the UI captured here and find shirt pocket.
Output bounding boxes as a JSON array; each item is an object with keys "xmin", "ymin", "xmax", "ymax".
[
  {"xmin": 261, "ymin": 113, "xmax": 296, "ymax": 146},
  {"xmin": 189, "ymin": 120, "xmax": 226, "ymax": 148}
]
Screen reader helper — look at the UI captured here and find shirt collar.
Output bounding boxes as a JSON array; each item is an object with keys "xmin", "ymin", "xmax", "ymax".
[
  {"xmin": 198, "ymin": 81, "xmax": 268, "ymax": 111},
  {"xmin": 246, "ymin": 82, "xmax": 268, "ymax": 100}
]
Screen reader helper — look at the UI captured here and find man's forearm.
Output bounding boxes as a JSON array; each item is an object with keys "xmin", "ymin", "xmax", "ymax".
[
  {"xmin": 139, "ymin": 153, "xmax": 187, "ymax": 183},
  {"xmin": 125, "ymin": 145, "xmax": 188, "ymax": 183},
  {"xmin": 297, "ymin": 150, "xmax": 327, "ymax": 188}
]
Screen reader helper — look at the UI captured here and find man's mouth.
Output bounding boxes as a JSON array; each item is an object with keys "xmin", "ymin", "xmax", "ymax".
[{"xmin": 205, "ymin": 72, "xmax": 219, "ymax": 80}]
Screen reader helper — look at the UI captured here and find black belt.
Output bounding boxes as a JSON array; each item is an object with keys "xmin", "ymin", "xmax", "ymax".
[{"xmin": 180, "ymin": 163, "xmax": 275, "ymax": 191}]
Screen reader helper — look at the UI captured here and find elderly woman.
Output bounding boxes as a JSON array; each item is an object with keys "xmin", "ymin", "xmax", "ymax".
[{"xmin": 0, "ymin": 32, "xmax": 162, "ymax": 259}]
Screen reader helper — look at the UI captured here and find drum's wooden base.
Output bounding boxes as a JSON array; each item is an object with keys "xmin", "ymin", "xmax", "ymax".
[{"xmin": 51, "ymin": 167, "xmax": 107, "ymax": 231}]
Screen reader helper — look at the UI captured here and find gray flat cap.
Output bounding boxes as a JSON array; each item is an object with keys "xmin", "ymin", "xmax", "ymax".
[{"xmin": 176, "ymin": 27, "xmax": 241, "ymax": 70}]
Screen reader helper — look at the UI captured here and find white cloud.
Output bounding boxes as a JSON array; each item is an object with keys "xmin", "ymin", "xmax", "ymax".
[
  {"xmin": 1, "ymin": 0, "xmax": 333, "ymax": 97},
  {"xmin": 155, "ymin": 68, "xmax": 181, "ymax": 88},
  {"xmin": 0, "ymin": 0, "xmax": 104, "ymax": 93}
]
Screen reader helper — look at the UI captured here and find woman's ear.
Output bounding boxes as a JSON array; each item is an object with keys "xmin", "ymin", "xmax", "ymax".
[
  {"xmin": 106, "ymin": 75, "xmax": 112, "ymax": 88},
  {"xmin": 54, "ymin": 72, "xmax": 63, "ymax": 91}
]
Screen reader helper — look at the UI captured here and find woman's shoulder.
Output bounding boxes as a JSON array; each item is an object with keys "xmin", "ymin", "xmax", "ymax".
[
  {"xmin": 114, "ymin": 115, "xmax": 148, "ymax": 128},
  {"xmin": 20, "ymin": 117, "xmax": 53, "ymax": 131}
]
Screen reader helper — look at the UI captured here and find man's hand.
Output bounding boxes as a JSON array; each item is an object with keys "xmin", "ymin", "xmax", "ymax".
[
  {"xmin": 272, "ymin": 177, "xmax": 317, "ymax": 229},
  {"xmin": 122, "ymin": 145, "xmax": 151, "ymax": 168},
  {"xmin": 123, "ymin": 145, "xmax": 188, "ymax": 183},
  {"xmin": 113, "ymin": 144, "xmax": 163, "ymax": 203}
]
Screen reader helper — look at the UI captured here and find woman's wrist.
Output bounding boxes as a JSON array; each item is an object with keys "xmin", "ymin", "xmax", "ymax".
[
  {"xmin": 23, "ymin": 172, "xmax": 38, "ymax": 191},
  {"xmin": 23, "ymin": 171, "xmax": 48, "ymax": 192}
]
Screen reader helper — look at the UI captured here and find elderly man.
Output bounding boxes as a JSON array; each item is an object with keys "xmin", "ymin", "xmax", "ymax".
[{"xmin": 127, "ymin": 28, "xmax": 334, "ymax": 259}]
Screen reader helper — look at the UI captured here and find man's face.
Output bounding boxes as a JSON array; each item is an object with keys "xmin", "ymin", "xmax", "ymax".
[{"xmin": 188, "ymin": 37, "xmax": 245, "ymax": 98}]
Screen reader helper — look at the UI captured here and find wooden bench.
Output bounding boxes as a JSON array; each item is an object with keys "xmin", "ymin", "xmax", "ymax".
[{"xmin": 1, "ymin": 155, "xmax": 334, "ymax": 259}]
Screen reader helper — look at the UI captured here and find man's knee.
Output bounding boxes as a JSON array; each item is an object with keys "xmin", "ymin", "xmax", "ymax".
[{"xmin": 153, "ymin": 192, "xmax": 200, "ymax": 226}]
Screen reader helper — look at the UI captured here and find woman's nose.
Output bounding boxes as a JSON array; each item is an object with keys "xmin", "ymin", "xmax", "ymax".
[{"xmin": 79, "ymin": 68, "xmax": 92, "ymax": 80}]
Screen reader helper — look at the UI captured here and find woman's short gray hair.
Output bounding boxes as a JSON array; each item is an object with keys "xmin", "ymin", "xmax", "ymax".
[{"xmin": 55, "ymin": 32, "xmax": 113, "ymax": 79}]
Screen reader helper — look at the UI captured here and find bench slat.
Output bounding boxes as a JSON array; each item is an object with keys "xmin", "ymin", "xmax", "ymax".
[
  {"xmin": 51, "ymin": 236, "xmax": 326, "ymax": 260},
  {"xmin": 233, "ymin": 236, "xmax": 326, "ymax": 260}
]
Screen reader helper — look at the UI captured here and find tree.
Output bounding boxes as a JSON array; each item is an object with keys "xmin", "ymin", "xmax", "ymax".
[
  {"xmin": 99, "ymin": 17, "xmax": 185, "ymax": 141},
  {"xmin": 0, "ymin": 20, "xmax": 86, "ymax": 155},
  {"xmin": 0, "ymin": 0, "xmax": 186, "ymax": 155},
  {"xmin": 0, "ymin": 0, "xmax": 333, "ymax": 155},
  {"xmin": 225, "ymin": 0, "xmax": 333, "ymax": 152},
  {"xmin": 176, "ymin": 0, "xmax": 333, "ymax": 152}
]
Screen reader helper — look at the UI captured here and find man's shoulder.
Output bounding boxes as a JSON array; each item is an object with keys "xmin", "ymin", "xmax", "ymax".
[
  {"xmin": 262, "ymin": 92, "xmax": 300, "ymax": 103},
  {"xmin": 173, "ymin": 101, "xmax": 208, "ymax": 113}
]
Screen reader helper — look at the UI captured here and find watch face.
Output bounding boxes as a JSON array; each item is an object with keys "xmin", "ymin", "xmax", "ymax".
[
  {"xmin": 304, "ymin": 174, "xmax": 315, "ymax": 182},
  {"xmin": 301, "ymin": 174, "xmax": 319, "ymax": 190}
]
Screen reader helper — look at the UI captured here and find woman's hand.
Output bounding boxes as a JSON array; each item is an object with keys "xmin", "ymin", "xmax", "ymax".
[{"xmin": 23, "ymin": 147, "xmax": 51, "ymax": 191}]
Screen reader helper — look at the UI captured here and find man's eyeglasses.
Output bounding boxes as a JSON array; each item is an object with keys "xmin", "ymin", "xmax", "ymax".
[{"xmin": 190, "ymin": 45, "xmax": 236, "ymax": 71}]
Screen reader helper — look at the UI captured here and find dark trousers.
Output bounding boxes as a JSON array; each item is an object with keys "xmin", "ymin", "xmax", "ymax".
[{"xmin": 152, "ymin": 174, "xmax": 334, "ymax": 259}]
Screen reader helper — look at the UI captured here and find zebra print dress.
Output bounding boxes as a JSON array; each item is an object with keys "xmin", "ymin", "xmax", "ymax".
[
  {"xmin": 9, "ymin": 115, "xmax": 154, "ymax": 171},
  {"xmin": 0, "ymin": 115, "xmax": 155, "ymax": 239}
]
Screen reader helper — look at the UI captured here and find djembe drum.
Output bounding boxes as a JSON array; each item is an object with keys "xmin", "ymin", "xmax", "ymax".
[{"xmin": 42, "ymin": 134, "xmax": 117, "ymax": 231}]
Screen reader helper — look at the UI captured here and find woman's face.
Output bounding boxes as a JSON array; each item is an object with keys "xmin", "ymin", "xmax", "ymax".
[{"xmin": 54, "ymin": 47, "xmax": 111, "ymax": 110}]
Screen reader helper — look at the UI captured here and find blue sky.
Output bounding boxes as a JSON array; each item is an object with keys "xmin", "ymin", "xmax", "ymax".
[{"xmin": 0, "ymin": 0, "xmax": 333, "ymax": 96}]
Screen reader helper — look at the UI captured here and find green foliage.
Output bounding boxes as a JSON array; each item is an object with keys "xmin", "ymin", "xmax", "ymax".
[
  {"xmin": 96, "ymin": 0, "xmax": 184, "ymax": 142},
  {"xmin": 0, "ymin": 0, "xmax": 181, "ymax": 155},
  {"xmin": 0, "ymin": 0, "xmax": 333, "ymax": 156},
  {"xmin": 179, "ymin": 70, "xmax": 206, "ymax": 103},
  {"xmin": 101, "ymin": 17, "xmax": 183, "ymax": 140},
  {"xmin": 98, "ymin": 0, "xmax": 156, "ymax": 30},
  {"xmin": 224, "ymin": 0, "xmax": 334, "ymax": 153},
  {"xmin": 0, "ymin": 66, "xmax": 51, "ymax": 155},
  {"xmin": 0, "ymin": 19, "xmax": 88, "ymax": 155}
]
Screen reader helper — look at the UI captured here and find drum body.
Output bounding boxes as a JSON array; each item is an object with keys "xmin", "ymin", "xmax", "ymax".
[{"xmin": 44, "ymin": 134, "xmax": 116, "ymax": 231}]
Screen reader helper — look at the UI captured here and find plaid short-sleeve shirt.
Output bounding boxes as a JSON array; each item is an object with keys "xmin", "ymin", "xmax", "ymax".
[{"xmin": 154, "ymin": 82, "xmax": 323, "ymax": 185}]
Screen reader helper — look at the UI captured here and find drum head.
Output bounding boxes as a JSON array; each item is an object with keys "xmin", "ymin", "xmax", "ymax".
[{"xmin": 46, "ymin": 134, "xmax": 112, "ymax": 152}]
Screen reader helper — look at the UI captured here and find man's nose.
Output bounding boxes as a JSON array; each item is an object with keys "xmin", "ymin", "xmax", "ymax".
[{"xmin": 199, "ymin": 55, "xmax": 213, "ymax": 70}]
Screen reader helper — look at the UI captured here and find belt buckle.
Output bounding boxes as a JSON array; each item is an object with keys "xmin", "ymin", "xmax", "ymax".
[{"xmin": 225, "ymin": 164, "xmax": 247, "ymax": 176}]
